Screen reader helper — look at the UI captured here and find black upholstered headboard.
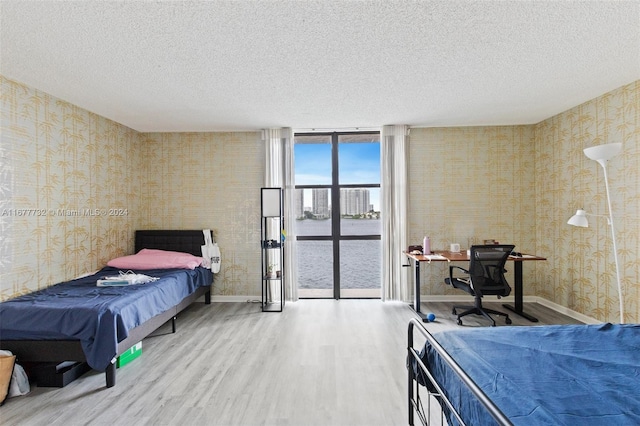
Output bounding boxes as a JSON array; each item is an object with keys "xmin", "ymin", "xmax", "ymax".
[{"xmin": 135, "ymin": 230, "xmax": 212, "ymax": 257}]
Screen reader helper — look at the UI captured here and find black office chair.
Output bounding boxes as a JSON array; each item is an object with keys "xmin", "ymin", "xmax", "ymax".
[{"xmin": 445, "ymin": 245, "xmax": 515, "ymax": 326}]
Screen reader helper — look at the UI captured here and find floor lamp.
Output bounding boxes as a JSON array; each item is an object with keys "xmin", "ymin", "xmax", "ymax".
[{"xmin": 567, "ymin": 142, "xmax": 623, "ymax": 323}]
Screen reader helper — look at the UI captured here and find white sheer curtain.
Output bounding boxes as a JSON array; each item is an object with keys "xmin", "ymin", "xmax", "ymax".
[
  {"xmin": 381, "ymin": 125, "xmax": 409, "ymax": 301},
  {"xmin": 262, "ymin": 128, "xmax": 298, "ymax": 301}
]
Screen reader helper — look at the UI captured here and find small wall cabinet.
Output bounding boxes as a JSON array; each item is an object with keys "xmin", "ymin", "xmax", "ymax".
[{"xmin": 261, "ymin": 187, "xmax": 284, "ymax": 312}]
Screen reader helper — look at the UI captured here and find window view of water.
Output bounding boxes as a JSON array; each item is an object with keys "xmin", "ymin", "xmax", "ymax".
[
  {"xmin": 294, "ymin": 132, "xmax": 381, "ymax": 298},
  {"xmin": 296, "ymin": 219, "xmax": 381, "ymax": 290}
]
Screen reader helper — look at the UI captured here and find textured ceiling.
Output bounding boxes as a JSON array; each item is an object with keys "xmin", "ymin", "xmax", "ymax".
[{"xmin": 1, "ymin": 1, "xmax": 639, "ymax": 132}]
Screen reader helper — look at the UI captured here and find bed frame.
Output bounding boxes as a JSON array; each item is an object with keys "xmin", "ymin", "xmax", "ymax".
[
  {"xmin": 0, "ymin": 230, "xmax": 213, "ymax": 389},
  {"xmin": 407, "ymin": 318, "xmax": 511, "ymax": 426}
]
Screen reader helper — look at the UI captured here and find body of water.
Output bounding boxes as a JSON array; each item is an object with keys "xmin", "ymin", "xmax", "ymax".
[{"xmin": 296, "ymin": 219, "xmax": 381, "ymax": 290}]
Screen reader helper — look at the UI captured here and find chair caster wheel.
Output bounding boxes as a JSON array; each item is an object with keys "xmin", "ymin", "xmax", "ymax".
[
  {"xmin": 506, "ymin": 318, "xmax": 512, "ymax": 325},
  {"xmin": 457, "ymin": 319, "xmax": 463, "ymax": 326},
  {"xmin": 452, "ymin": 308, "xmax": 457, "ymax": 315}
]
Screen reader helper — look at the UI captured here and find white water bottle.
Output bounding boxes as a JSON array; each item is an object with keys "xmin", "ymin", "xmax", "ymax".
[{"xmin": 423, "ymin": 236, "xmax": 431, "ymax": 255}]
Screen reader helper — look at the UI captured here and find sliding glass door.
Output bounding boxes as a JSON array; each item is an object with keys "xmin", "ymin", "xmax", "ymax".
[{"xmin": 294, "ymin": 132, "xmax": 381, "ymax": 299}]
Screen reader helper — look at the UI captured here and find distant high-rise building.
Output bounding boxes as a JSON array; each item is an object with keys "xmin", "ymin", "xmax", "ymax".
[
  {"xmin": 340, "ymin": 189, "xmax": 370, "ymax": 215},
  {"xmin": 295, "ymin": 188, "xmax": 304, "ymax": 218},
  {"xmin": 312, "ymin": 188, "xmax": 330, "ymax": 218}
]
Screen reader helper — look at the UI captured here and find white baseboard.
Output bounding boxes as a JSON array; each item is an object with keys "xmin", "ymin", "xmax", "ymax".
[
  {"xmin": 529, "ymin": 296, "xmax": 601, "ymax": 324},
  {"xmin": 211, "ymin": 295, "xmax": 262, "ymax": 303}
]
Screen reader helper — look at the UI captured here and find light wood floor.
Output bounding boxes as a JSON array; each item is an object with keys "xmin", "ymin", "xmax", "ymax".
[{"xmin": 0, "ymin": 300, "xmax": 584, "ymax": 426}]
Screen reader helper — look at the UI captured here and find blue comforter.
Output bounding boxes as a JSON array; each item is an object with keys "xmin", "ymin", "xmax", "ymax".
[
  {"xmin": 419, "ymin": 323, "xmax": 640, "ymax": 425},
  {"xmin": 0, "ymin": 266, "xmax": 212, "ymax": 371}
]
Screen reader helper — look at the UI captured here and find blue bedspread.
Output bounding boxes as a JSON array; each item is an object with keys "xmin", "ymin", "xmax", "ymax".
[
  {"xmin": 0, "ymin": 266, "xmax": 212, "ymax": 371},
  {"xmin": 419, "ymin": 323, "xmax": 640, "ymax": 425}
]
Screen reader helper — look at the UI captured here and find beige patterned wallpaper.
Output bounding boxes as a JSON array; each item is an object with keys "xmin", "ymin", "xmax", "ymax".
[
  {"xmin": 2, "ymin": 74, "xmax": 638, "ymax": 323},
  {"xmin": 0, "ymin": 75, "xmax": 265, "ymax": 300},
  {"xmin": 137, "ymin": 132, "xmax": 263, "ymax": 297},
  {"xmin": 534, "ymin": 80, "xmax": 639, "ymax": 323},
  {"xmin": 1, "ymin": 75, "xmax": 142, "ymax": 300},
  {"xmin": 407, "ymin": 125, "xmax": 538, "ymax": 297},
  {"xmin": 408, "ymin": 80, "xmax": 639, "ymax": 323}
]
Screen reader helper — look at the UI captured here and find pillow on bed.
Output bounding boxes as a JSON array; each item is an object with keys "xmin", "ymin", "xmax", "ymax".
[{"xmin": 107, "ymin": 249, "xmax": 203, "ymax": 270}]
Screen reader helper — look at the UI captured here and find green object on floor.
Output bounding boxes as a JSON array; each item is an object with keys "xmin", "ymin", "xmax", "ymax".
[{"xmin": 117, "ymin": 342, "xmax": 142, "ymax": 368}]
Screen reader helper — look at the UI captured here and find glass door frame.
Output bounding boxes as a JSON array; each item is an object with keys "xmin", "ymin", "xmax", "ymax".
[{"xmin": 295, "ymin": 131, "xmax": 381, "ymax": 299}]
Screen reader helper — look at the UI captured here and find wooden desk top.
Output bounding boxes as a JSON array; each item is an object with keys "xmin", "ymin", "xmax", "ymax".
[{"xmin": 404, "ymin": 250, "xmax": 546, "ymax": 262}]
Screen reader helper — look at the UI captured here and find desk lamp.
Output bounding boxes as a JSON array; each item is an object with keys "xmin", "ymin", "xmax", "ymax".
[{"xmin": 567, "ymin": 142, "xmax": 623, "ymax": 323}]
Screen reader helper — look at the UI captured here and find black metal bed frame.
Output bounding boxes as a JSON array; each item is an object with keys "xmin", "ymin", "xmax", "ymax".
[
  {"xmin": 407, "ymin": 318, "xmax": 512, "ymax": 426},
  {"xmin": 0, "ymin": 230, "xmax": 213, "ymax": 388}
]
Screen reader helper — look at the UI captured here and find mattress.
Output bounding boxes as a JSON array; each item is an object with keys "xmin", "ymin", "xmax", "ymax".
[
  {"xmin": 416, "ymin": 323, "xmax": 640, "ymax": 425},
  {"xmin": 0, "ymin": 266, "xmax": 212, "ymax": 371}
]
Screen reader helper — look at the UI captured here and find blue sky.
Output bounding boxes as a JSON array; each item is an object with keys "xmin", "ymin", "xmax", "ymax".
[{"xmin": 295, "ymin": 140, "xmax": 380, "ymax": 210}]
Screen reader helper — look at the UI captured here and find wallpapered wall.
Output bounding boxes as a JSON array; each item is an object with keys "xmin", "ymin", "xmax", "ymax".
[
  {"xmin": 1, "ymin": 76, "xmax": 142, "ymax": 299},
  {"xmin": 2, "ymin": 74, "xmax": 638, "ymax": 323},
  {"xmin": 137, "ymin": 132, "xmax": 263, "ymax": 297},
  {"xmin": 408, "ymin": 81, "xmax": 639, "ymax": 323},
  {"xmin": 534, "ymin": 80, "xmax": 639, "ymax": 323},
  {"xmin": 407, "ymin": 125, "xmax": 538, "ymax": 296},
  {"xmin": 0, "ymin": 75, "xmax": 265, "ymax": 300}
]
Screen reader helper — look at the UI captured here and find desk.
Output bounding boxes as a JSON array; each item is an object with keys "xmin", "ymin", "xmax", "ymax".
[{"xmin": 404, "ymin": 250, "xmax": 546, "ymax": 323}]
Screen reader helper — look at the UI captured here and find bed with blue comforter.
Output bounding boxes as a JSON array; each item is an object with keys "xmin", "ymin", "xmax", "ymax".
[
  {"xmin": 0, "ymin": 266, "xmax": 211, "ymax": 371},
  {"xmin": 408, "ymin": 320, "xmax": 640, "ymax": 425},
  {"xmin": 0, "ymin": 230, "xmax": 214, "ymax": 388}
]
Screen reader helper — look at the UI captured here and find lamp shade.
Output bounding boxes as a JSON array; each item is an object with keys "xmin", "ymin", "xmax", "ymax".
[
  {"xmin": 583, "ymin": 142, "xmax": 622, "ymax": 162},
  {"xmin": 261, "ymin": 187, "xmax": 282, "ymax": 217},
  {"xmin": 567, "ymin": 209, "xmax": 589, "ymax": 227}
]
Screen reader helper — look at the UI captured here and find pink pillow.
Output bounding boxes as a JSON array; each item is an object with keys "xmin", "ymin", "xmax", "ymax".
[{"xmin": 107, "ymin": 249, "xmax": 203, "ymax": 270}]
